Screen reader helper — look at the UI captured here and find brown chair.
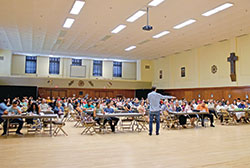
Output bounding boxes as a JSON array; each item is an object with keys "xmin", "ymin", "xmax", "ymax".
[
  {"xmin": 135, "ymin": 115, "xmax": 148, "ymax": 132},
  {"xmin": 221, "ymin": 109, "xmax": 235, "ymax": 125},
  {"xmin": 162, "ymin": 111, "xmax": 178, "ymax": 129},
  {"xmin": 53, "ymin": 116, "xmax": 68, "ymax": 136},
  {"xmin": 81, "ymin": 112, "xmax": 96, "ymax": 135}
]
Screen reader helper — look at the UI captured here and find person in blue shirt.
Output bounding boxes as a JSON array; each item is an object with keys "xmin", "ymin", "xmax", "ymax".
[
  {"xmin": 2, "ymin": 100, "xmax": 24, "ymax": 136},
  {"xmin": 103, "ymin": 102, "xmax": 119, "ymax": 132},
  {"xmin": 238, "ymin": 100, "xmax": 246, "ymax": 109},
  {"xmin": 53, "ymin": 102, "xmax": 64, "ymax": 119},
  {"xmin": 0, "ymin": 101, "xmax": 8, "ymax": 125},
  {"xmin": 147, "ymin": 86, "xmax": 175, "ymax": 136}
]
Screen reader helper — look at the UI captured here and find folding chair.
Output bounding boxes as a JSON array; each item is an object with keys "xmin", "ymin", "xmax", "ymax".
[
  {"xmin": 74, "ymin": 111, "xmax": 83, "ymax": 127},
  {"xmin": 42, "ymin": 111, "xmax": 54, "ymax": 132},
  {"xmin": 221, "ymin": 109, "xmax": 235, "ymax": 125},
  {"xmin": 53, "ymin": 116, "xmax": 68, "ymax": 136},
  {"xmin": 67, "ymin": 110, "xmax": 78, "ymax": 122},
  {"xmin": 81, "ymin": 113, "xmax": 96, "ymax": 135},
  {"xmin": 26, "ymin": 118, "xmax": 42, "ymax": 134},
  {"xmin": 120, "ymin": 117, "xmax": 134, "ymax": 131},
  {"xmin": 135, "ymin": 115, "xmax": 148, "ymax": 132}
]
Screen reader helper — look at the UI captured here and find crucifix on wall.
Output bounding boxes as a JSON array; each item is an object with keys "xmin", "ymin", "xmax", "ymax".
[{"xmin": 227, "ymin": 52, "xmax": 238, "ymax": 82}]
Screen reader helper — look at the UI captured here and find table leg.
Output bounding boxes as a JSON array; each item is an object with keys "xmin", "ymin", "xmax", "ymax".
[
  {"xmin": 6, "ymin": 119, "xmax": 10, "ymax": 136},
  {"xmin": 50, "ymin": 118, "xmax": 52, "ymax": 137}
]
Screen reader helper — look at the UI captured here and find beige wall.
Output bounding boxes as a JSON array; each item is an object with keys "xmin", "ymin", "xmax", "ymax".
[
  {"xmin": 0, "ymin": 49, "xmax": 12, "ymax": 76},
  {"xmin": 0, "ymin": 76, "xmax": 151, "ymax": 89},
  {"xmin": 140, "ymin": 60, "xmax": 154, "ymax": 82},
  {"xmin": 152, "ymin": 34, "xmax": 250, "ymax": 89}
]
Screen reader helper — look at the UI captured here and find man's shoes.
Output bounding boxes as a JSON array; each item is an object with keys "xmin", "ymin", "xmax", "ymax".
[
  {"xmin": 202, "ymin": 124, "xmax": 205, "ymax": 127},
  {"xmin": 210, "ymin": 124, "xmax": 215, "ymax": 127},
  {"xmin": 156, "ymin": 133, "xmax": 159, "ymax": 135},
  {"xmin": 149, "ymin": 133, "xmax": 152, "ymax": 136},
  {"xmin": 1, "ymin": 133, "xmax": 7, "ymax": 136},
  {"xmin": 16, "ymin": 132, "xmax": 23, "ymax": 136}
]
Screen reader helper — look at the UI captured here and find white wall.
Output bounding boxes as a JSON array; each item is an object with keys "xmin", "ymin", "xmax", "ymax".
[
  {"xmin": 122, "ymin": 62, "xmax": 136, "ymax": 80},
  {"xmin": 103, "ymin": 61, "xmax": 113, "ymax": 79},
  {"xmin": 0, "ymin": 49, "xmax": 12, "ymax": 76},
  {"xmin": 11, "ymin": 55, "xmax": 26, "ymax": 75},
  {"xmin": 37, "ymin": 56, "xmax": 49, "ymax": 77},
  {"xmin": 136, "ymin": 60, "xmax": 141, "ymax": 80}
]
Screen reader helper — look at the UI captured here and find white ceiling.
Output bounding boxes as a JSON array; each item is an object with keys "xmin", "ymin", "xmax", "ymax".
[{"xmin": 0, "ymin": 0, "xmax": 250, "ymax": 60}]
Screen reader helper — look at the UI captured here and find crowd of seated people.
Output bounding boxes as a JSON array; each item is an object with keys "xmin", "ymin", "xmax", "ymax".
[{"xmin": 1, "ymin": 96, "xmax": 250, "ymax": 136}]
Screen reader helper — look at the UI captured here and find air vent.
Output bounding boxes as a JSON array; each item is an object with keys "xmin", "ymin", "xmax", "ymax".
[
  {"xmin": 145, "ymin": 65, "xmax": 150, "ymax": 69},
  {"xmin": 100, "ymin": 35, "xmax": 112, "ymax": 41},
  {"xmin": 138, "ymin": 39, "xmax": 150, "ymax": 45},
  {"xmin": 0, "ymin": 56, "xmax": 4, "ymax": 60},
  {"xmin": 204, "ymin": 43, "xmax": 211, "ymax": 47},
  {"xmin": 218, "ymin": 39, "xmax": 228, "ymax": 42},
  {"xmin": 237, "ymin": 34, "xmax": 247, "ymax": 38}
]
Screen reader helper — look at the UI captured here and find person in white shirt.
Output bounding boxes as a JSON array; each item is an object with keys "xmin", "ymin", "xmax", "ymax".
[
  {"xmin": 39, "ymin": 99, "xmax": 51, "ymax": 112},
  {"xmin": 184, "ymin": 102, "xmax": 197, "ymax": 127},
  {"xmin": 147, "ymin": 86, "xmax": 175, "ymax": 136}
]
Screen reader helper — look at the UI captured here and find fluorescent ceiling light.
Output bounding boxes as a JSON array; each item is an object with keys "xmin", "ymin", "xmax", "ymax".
[
  {"xmin": 202, "ymin": 3, "xmax": 233, "ymax": 16},
  {"xmin": 153, "ymin": 31, "xmax": 170, "ymax": 38},
  {"xmin": 148, "ymin": 0, "xmax": 165, "ymax": 7},
  {"xmin": 126, "ymin": 11, "xmax": 146, "ymax": 22},
  {"xmin": 111, "ymin": 25, "xmax": 126, "ymax": 34},
  {"xmin": 63, "ymin": 18, "xmax": 75, "ymax": 28},
  {"xmin": 125, "ymin": 46, "xmax": 136, "ymax": 51},
  {"xmin": 70, "ymin": 1, "xmax": 85, "ymax": 15},
  {"xmin": 173, "ymin": 19, "xmax": 196, "ymax": 29}
]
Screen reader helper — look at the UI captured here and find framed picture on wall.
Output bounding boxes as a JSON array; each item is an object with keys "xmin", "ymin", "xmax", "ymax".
[
  {"xmin": 181, "ymin": 67, "xmax": 185, "ymax": 77},
  {"xmin": 159, "ymin": 70, "xmax": 163, "ymax": 79}
]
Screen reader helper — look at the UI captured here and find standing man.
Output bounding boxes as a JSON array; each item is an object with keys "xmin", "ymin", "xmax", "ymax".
[{"xmin": 147, "ymin": 86, "xmax": 175, "ymax": 136}]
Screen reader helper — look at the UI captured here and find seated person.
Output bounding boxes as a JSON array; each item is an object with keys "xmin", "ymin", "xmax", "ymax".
[
  {"xmin": 238, "ymin": 100, "xmax": 246, "ymax": 109},
  {"xmin": 20, "ymin": 98, "xmax": 28, "ymax": 112},
  {"xmin": 175, "ymin": 102, "xmax": 187, "ymax": 128},
  {"xmin": 26, "ymin": 102, "xmax": 41, "ymax": 125},
  {"xmin": 83, "ymin": 101, "xmax": 95, "ymax": 111},
  {"xmin": 93, "ymin": 102, "xmax": 104, "ymax": 126},
  {"xmin": 103, "ymin": 103, "xmax": 119, "ymax": 132},
  {"xmin": 74, "ymin": 102, "xmax": 83, "ymax": 115},
  {"xmin": 207, "ymin": 99, "xmax": 218, "ymax": 118},
  {"xmin": 53, "ymin": 102, "xmax": 64, "ymax": 119},
  {"xmin": 0, "ymin": 101, "xmax": 8, "ymax": 125},
  {"xmin": 2, "ymin": 101, "xmax": 24, "ymax": 136},
  {"xmin": 124, "ymin": 101, "xmax": 133, "ymax": 113},
  {"xmin": 197, "ymin": 101, "xmax": 215, "ymax": 127},
  {"xmin": 184, "ymin": 102, "xmax": 197, "ymax": 127},
  {"xmin": 137, "ymin": 100, "xmax": 149, "ymax": 122},
  {"xmin": 133, "ymin": 98, "xmax": 140, "ymax": 107},
  {"xmin": 216, "ymin": 101, "xmax": 226, "ymax": 123},
  {"xmin": 39, "ymin": 98, "xmax": 51, "ymax": 112}
]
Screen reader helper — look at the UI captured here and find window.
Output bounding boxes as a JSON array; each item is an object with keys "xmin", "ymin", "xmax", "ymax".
[
  {"xmin": 72, "ymin": 58, "xmax": 82, "ymax": 66},
  {"xmin": 49, "ymin": 57, "xmax": 60, "ymax": 74},
  {"xmin": 25, "ymin": 56, "xmax": 37, "ymax": 74},
  {"xmin": 113, "ymin": 61, "xmax": 122, "ymax": 77},
  {"xmin": 93, "ymin": 60, "xmax": 102, "ymax": 76}
]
